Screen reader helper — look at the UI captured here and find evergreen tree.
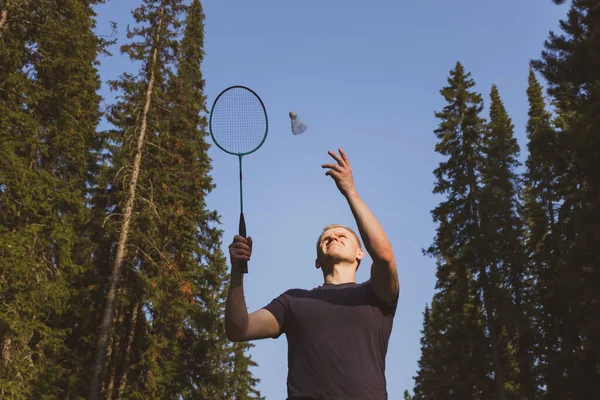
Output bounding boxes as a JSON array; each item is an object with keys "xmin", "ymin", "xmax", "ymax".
[
  {"xmin": 159, "ymin": 2, "xmax": 238, "ymax": 396},
  {"xmin": 522, "ymin": 68, "xmax": 559, "ymax": 398},
  {"xmin": 414, "ymin": 62, "xmax": 496, "ymax": 399},
  {"xmin": 87, "ymin": 1, "xmax": 262, "ymax": 398},
  {"xmin": 531, "ymin": 1, "xmax": 600, "ymax": 397},
  {"xmin": 481, "ymin": 85, "xmax": 535, "ymax": 399},
  {"xmin": 0, "ymin": 0, "xmax": 107, "ymax": 398},
  {"xmin": 412, "ymin": 305, "xmax": 440, "ymax": 399},
  {"xmin": 86, "ymin": 0, "xmax": 185, "ymax": 397},
  {"xmin": 226, "ymin": 342, "xmax": 263, "ymax": 400}
]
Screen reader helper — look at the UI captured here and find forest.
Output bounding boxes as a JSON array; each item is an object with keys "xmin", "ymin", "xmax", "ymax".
[{"xmin": 1, "ymin": 0, "xmax": 598, "ymax": 399}]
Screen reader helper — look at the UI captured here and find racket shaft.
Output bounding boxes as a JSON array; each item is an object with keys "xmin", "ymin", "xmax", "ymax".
[{"xmin": 239, "ymin": 212, "xmax": 248, "ymax": 273}]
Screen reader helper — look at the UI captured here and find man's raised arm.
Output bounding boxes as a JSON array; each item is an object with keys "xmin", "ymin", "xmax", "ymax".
[{"xmin": 321, "ymin": 149, "xmax": 399, "ymax": 304}]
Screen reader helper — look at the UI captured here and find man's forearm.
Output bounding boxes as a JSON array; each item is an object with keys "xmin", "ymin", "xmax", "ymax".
[
  {"xmin": 346, "ymin": 190, "xmax": 398, "ymax": 303},
  {"xmin": 225, "ymin": 265, "xmax": 249, "ymax": 341},
  {"xmin": 345, "ymin": 190, "xmax": 394, "ymax": 262}
]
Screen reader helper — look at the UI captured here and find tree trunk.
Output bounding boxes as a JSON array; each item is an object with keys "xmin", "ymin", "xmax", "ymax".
[
  {"xmin": 87, "ymin": 5, "xmax": 165, "ymax": 399},
  {"xmin": 104, "ymin": 302, "xmax": 125, "ymax": 399},
  {"xmin": 0, "ymin": 9, "xmax": 8, "ymax": 36},
  {"xmin": 1, "ymin": 336, "xmax": 11, "ymax": 365},
  {"xmin": 115, "ymin": 300, "xmax": 141, "ymax": 400},
  {"xmin": 0, "ymin": 0, "xmax": 13, "ymax": 38}
]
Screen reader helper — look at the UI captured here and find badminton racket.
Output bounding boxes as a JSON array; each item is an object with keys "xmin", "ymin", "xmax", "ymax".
[{"xmin": 209, "ymin": 86, "xmax": 268, "ymax": 273}]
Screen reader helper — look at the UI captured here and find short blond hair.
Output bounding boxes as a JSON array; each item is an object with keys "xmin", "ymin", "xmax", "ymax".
[{"xmin": 316, "ymin": 224, "xmax": 363, "ymax": 267}]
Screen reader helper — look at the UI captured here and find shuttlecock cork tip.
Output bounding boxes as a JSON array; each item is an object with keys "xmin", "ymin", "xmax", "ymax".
[{"xmin": 289, "ymin": 111, "xmax": 297, "ymax": 119}]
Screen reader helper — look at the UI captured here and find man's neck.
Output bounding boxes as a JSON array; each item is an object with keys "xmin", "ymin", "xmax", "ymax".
[{"xmin": 323, "ymin": 262, "xmax": 357, "ymax": 285}]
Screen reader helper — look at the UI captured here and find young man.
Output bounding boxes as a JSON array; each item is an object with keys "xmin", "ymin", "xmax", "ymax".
[{"xmin": 225, "ymin": 149, "xmax": 399, "ymax": 400}]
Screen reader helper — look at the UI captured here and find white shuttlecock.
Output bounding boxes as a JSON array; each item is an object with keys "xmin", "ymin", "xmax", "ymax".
[{"xmin": 289, "ymin": 111, "xmax": 308, "ymax": 135}]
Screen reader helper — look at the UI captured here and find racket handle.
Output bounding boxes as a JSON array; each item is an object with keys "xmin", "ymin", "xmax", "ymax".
[{"xmin": 239, "ymin": 212, "xmax": 248, "ymax": 274}]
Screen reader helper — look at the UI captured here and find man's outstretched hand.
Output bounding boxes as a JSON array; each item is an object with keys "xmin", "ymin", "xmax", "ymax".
[{"xmin": 321, "ymin": 148, "xmax": 357, "ymax": 198}]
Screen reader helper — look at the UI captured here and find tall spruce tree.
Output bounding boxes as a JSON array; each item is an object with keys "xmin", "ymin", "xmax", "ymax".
[
  {"xmin": 412, "ymin": 304, "xmax": 444, "ymax": 399},
  {"xmin": 480, "ymin": 85, "xmax": 535, "ymax": 399},
  {"xmin": 531, "ymin": 1, "xmax": 600, "ymax": 397},
  {"xmin": 413, "ymin": 62, "xmax": 496, "ymax": 399},
  {"xmin": 522, "ymin": 68, "xmax": 559, "ymax": 398},
  {"xmin": 87, "ymin": 1, "xmax": 262, "ymax": 398},
  {"xmin": 0, "ymin": 0, "xmax": 107, "ymax": 398},
  {"xmin": 159, "ymin": 1, "xmax": 236, "ymax": 396},
  {"xmin": 86, "ymin": 1, "xmax": 186, "ymax": 397}
]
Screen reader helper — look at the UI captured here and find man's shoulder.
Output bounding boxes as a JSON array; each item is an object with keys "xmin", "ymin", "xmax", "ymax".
[
  {"xmin": 279, "ymin": 287, "xmax": 316, "ymax": 299},
  {"xmin": 292, "ymin": 280, "xmax": 372, "ymax": 294},
  {"xmin": 277, "ymin": 280, "xmax": 377, "ymax": 302}
]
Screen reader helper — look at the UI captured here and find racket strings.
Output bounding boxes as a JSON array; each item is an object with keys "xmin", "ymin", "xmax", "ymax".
[{"xmin": 210, "ymin": 87, "xmax": 267, "ymax": 155}]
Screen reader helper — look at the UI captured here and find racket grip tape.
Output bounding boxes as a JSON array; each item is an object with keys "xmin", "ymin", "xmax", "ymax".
[{"xmin": 239, "ymin": 212, "xmax": 248, "ymax": 274}]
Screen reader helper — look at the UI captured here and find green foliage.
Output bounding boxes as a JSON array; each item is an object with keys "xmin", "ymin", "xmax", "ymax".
[
  {"xmin": 413, "ymin": 2, "xmax": 600, "ymax": 397},
  {"xmin": 0, "ymin": 0, "xmax": 107, "ymax": 398},
  {"xmin": 88, "ymin": 0, "xmax": 263, "ymax": 398},
  {"xmin": 530, "ymin": 1, "xmax": 600, "ymax": 397},
  {"xmin": 414, "ymin": 63, "xmax": 495, "ymax": 399},
  {"xmin": 522, "ymin": 68, "xmax": 560, "ymax": 399},
  {"xmin": 415, "ymin": 65, "xmax": 538, "ymax": 399},
  {"xmin": 482, "ymin": 85, "xmax": 535, "ymax": 399},
  {"xmin": 1, "ymin": 0, "xmax": 261, "ymax": 398}
]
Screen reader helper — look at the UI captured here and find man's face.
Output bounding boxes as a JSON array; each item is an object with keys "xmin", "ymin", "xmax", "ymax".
[{"xmin": 317, "ymin": 227, "xmax": 362, "ymax": 265}]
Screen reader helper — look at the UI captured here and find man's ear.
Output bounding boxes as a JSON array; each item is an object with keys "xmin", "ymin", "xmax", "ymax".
[
  {"xmin": 315, "ymin": 259, "xmax": 321, "ymax": 269},
  {"xmin": 356, "ymin": 248, "xmax": 365, "ymax": 261}
]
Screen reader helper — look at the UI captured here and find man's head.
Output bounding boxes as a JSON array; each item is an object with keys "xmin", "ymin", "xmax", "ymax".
[{"xmin": 315, "ymin": 224, "xmax": 365, "ymax": 271}]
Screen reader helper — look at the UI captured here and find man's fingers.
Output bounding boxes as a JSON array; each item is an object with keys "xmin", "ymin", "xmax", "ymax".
[
  {"xmin": 247, "ymin": 236, "xmax": 253, "ymax": 249},
  {"xmin": 339, "ymin": 148, "xmax": 350, "ymax": 164},
  {"xmin": 230, "ymin": 246, "xmax": 251, "ymax": 254},
  {"xmin": 232, "ymin": 235, "xmax": 251, "ymax": 247},
  {"xmin": 230, "ymin": 247, "xmax": 251, "ymax": 259},
  {"xmin": 229, "ymin": 242, "xmax": 251, "ymax": 255},
  {"xmin": 230, "ymin": 242, "xmax": 251, "ymax": 251},
  {"xmin": 325, "ymin": 170, "xmax": 340, "ymax": 179},
  {"xmin": 231, "ymin": 249, "xmax": 251, "ymax": 257},
  {"xmin": 327, "ymin": 150, "xmax": 345, "ymax": 166},
  {"xmin": 321, "ymin": 163, "xmax": 343, "ymax": 173}
]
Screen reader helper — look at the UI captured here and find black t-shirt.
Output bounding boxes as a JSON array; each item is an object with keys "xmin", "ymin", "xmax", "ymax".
[{"xmin": 263, "ymin": 280, "xmax": 398, "ymax": 400}]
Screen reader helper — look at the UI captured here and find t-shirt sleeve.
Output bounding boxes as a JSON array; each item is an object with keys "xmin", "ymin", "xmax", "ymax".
[
  {"xmin": 366, "ymin": 279, "xmax": 399, "ymax": 316},
  {"xmin": 388, "ymin": 287, "xmax": 400, "ymax": 315},
  {"xmin": 262, "ymin": 291, "xmax": 289, "ymax": 339}
]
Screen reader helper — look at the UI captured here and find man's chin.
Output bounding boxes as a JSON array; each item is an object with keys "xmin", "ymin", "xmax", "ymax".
[
  {"xmin": 324, "ymin": 253, "xmax": 352, "ymax": 264},
  {"xmin": 325, "ymin": 250, "xmax": 342, "ymax": 259}
]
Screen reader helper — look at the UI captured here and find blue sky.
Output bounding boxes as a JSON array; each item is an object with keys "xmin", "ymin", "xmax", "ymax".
[{"xmin": 94, "ymin": 1, "xmax": 569, "ymax": 398}]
